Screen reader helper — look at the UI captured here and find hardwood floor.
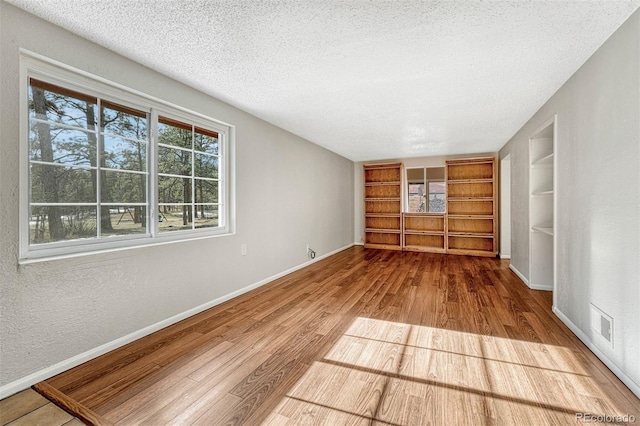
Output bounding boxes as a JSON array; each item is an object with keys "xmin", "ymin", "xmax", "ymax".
[{"xmin": 33, "ymin": 247, "xmax": 639, "ymax": 425}]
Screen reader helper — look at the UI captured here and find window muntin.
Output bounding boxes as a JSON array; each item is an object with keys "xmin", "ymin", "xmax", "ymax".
[{"xmin": 23, "ymin": 66, "xmax": 231, "ymax": 260}]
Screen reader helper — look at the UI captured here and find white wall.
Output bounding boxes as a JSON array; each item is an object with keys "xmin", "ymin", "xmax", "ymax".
[
  {"xmin": 499, "ymin": 10, "xmax": 639, "ymax": 396},
  {"xmin": 0, "ymin": 2, "xmax": 354, "ymax": 392}
]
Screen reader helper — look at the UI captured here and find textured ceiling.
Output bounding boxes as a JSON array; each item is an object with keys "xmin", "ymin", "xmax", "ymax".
[{"xmin": 8, "ymin": 1, "xmax": 639, "ymax": 161}]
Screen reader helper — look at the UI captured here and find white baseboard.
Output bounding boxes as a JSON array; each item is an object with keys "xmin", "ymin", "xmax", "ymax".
[
  {"xmin": 499, "ymin": 254, "xmax": 511, "ymax": 259},
  {"xmin": 354, "ymin": 241, "xmax": 364, "ymax": 246},
  {"xmin": 552, "ymin": 307, "xmax": 640, "ymax": 399},
  {"xmin": 528, "ymin": 282, "xmax": 553, "ymax": 291},
  {"xmin": 0, "ymin": 243, "xmax": 354, "ymax": 399},
  {"xmin": 508, "ymin": 264, "xmax": 529, "ymax": 286}
]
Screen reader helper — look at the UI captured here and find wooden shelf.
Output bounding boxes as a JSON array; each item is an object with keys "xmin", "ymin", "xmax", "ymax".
[
  {"xmin": 446, "ymin": 158, "xmax": 495, "ymax": 181},
  {"xmin": 365, "ymin": 231, "xmax": 401, "ymax": 248},
  {"xmin": 447, "ymin": 197, "xmax": 493, "ymax": 201},
  {"xmin": 364, "ymin": 243, "xmax": 402, "ymax": 251},
  {"xmin": 365, "ymin": 199, "xmax": 401, "ymax": 214},
  {"xmin": 402, "ymin": 212, "xmax": 445, "ymax": 252},
  {"xmin": 365, "ymin": 181, "xmax": 401, "ymax": 186},
  {"xmin": 447, "ymin": 248, "xmax": 497, "ymax": 258},
  {"xmin": 446, "ymin": 157, "xmax": 497, "ymax": 257},
  {"xmin": 446, "ymin": 178, "xmax": 493, "ymax": 183},
  {"xmin": 448, "ymin": 235, "xmax": 494, "ymax": 251},
  {"xmin": 447, "ymin": 215, "xmax": 494, "ymax": 219},
  {"xmin": 404, "ymin": 230, "xmax": 445, "ymax": 236},
  {"xmin": 403, "ymin": 212, "xmax": 445, "ymax": 217},
  {"xmin": 448, "ymin": 232, "xmax": 494, "ymax": 238},
  {"xmin": 364, "ymin": 163, "xmax": 403, "ymax": 250},
  {"xmin": 365, "ymin": 228, "xmax": 401, "ymax": 234},
  {"xmin": 403, "ymin": 245, "xmax": 446, "ymax": 253},
  {"xmin": 404, "ymin": 234, "xmax": 445, "ymax": 251}
]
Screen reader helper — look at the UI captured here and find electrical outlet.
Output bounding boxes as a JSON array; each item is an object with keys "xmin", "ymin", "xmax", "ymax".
[
  {"xmin": 241, "ymin": 244, "xmax": 247, "ymax": 256},
  {"xmin": 307, "ymin": 245, "xmax": 316, "ymax": 259}
]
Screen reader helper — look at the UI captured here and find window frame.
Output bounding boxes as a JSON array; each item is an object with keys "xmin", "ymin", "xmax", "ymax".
[
  {"xmin": 19, "ymin": 50, "xmax": 235, "ymax": 262},
  {"xmin": 405, "ymin": 166, "xmax": 446, "ymax": 214}
]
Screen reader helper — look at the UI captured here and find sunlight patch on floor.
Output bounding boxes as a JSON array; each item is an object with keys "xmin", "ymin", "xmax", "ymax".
[{"xmin": 262, "ymin": 317, "xmax": 631, "ymax": 424}]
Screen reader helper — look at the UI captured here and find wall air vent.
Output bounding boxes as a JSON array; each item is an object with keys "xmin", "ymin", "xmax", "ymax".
[{"xmin": 590, "ymin": 303, "xmax": 613, "ymax": 349}]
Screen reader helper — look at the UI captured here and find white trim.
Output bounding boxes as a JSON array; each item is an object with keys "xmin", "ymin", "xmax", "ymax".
[
  {"xmin": 20, "ymin": 49, "xmax": 233, "ymax": 130},
  {"xmin": 19, "ymin": 51, "xmax": 235, "ymax": 262},
  {"xmin": 499, "ymin": 154, "xmax": 511, "ymax": 259},
  {"xmin": 509, "ymin": 263, "xmax": 529, "ymax": 285},
  {"xmin": 553, "ymin": 307, "xmax": 640, "ymax": 399},
  {"xmin": 353, "ymin": 241, "xmax": 364, "ymax": 246},
  {"xmin": 0, "ymin": 243, "xmax": 354, "ymax": 399},
  {"xmin": 552, "ymin": 117, "xmax": 558, "ymax": 308},
  {"xmin": 528, "ymin": 282, "xmax": 553, "ymax": 291}
]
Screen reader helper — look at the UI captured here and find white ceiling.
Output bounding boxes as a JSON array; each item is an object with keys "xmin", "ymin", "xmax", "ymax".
[{"xmin": 8, "ymin": 1, "xmax": 639, "ymax": 161}]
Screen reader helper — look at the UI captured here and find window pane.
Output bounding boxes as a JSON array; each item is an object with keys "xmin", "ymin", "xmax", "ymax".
[
  {"xmin": 30, "ymin": 164, "xmax": 96, "ymax": 203},
  {"xmin": 195, "ymin": 132, "xmax": 218, "ymax": 155},
  {"xmin": 102, "ymin": 206, "xmax": 147, "ymax": 237},
  {"xmin": 103, "ymin": 136, "xmax": 146, "ymax": 172},
  {"xmin": 158, "ymin": 146, "xmax": 192, "ymax": 176},
  {"xmin": 29, "ymin": 81, "xmax": 97, "ymax": 130},
  {"xmin": 194, "ymin": 205, "xmax": 218, "ymax": 229},
  {"xmin": 29, "ymin": 205, "xmax": 97, "ymax": 244},
  {"xmin": 101, "ymin": 170, "xmax": 146, "ymax": 203},
  {"xmin": 158, "ymin": 119, "xmax": 192, "ymax": 149},
  {"xmin": 101, "ymin": 103, "xmax": 147, "ymax": 140},
  {"xmin": 158, "ymin": 176, "xmax": 191, "ymax": 204},
  {"xmin": 195, "ymin": 179, "xmax": 218, "ymax": 204},
  {"xmin": 408, "ymin": 183, "xmax": 426, "ymax": 213},
  {"xmin": 194, "ymin": 153, "xmax": 218, "ymax": 178},
  {"xmin": 428, "ymin": 181, "xmax": 446, "ymax": 213},
  {"xmin": 29, "ymin": 124, "xmax": 95, "ymax": 167},
  {"xmin": 429, "ymin": 181, "xmax": 445, "ymax": 194},
  {"xmin": 158, "ymin": 205, "xmax": 193, "ymax": 232},
  {"xmin": 429, "ymin": 194, "xmax": 446, "ymax": 213}
]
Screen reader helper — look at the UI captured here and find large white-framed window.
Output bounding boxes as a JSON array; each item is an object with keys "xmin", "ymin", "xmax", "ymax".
[{"xmin": 20, "ymin": 52, "xmax": 234, "ymax": 261}]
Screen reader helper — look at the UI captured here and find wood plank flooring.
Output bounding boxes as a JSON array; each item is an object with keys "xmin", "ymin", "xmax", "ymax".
[{"xmin": 33, "ymin": 247, "xmax": 639, "ymax": 425}]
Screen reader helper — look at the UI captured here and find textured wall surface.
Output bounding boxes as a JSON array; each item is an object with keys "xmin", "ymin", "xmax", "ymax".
[
  {"xmin": 0, "ymin": 3, "xmax": 354, "ymax": 388},
  {"xmin": 500, "ymin": 10, "xmax": 640, "ymax": 393}
]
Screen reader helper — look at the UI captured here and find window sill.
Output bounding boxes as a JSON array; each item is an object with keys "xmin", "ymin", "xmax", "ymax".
[{"xmin": 19, "ymin": 229, "xmax": 235, "ymax": 265}]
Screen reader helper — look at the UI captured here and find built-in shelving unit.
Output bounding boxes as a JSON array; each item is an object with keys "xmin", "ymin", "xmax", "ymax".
[
  {"xmin": 445, "ymin": 157, "xmax": 497, "ymax": 257},
  {"xmin": 364, "ymin": 163, "xmax": 403, "ymax": 250},
  {"xmin": 402, "ymin": 213, "xmax": 446, "ymax": 252},
  {"xmin": 364, "ymin": 157, "xmax": 498, "ymax": 258},
  {"xmin": 529, "ymin": 118, "xmax": 555, "ymax": 290}
]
